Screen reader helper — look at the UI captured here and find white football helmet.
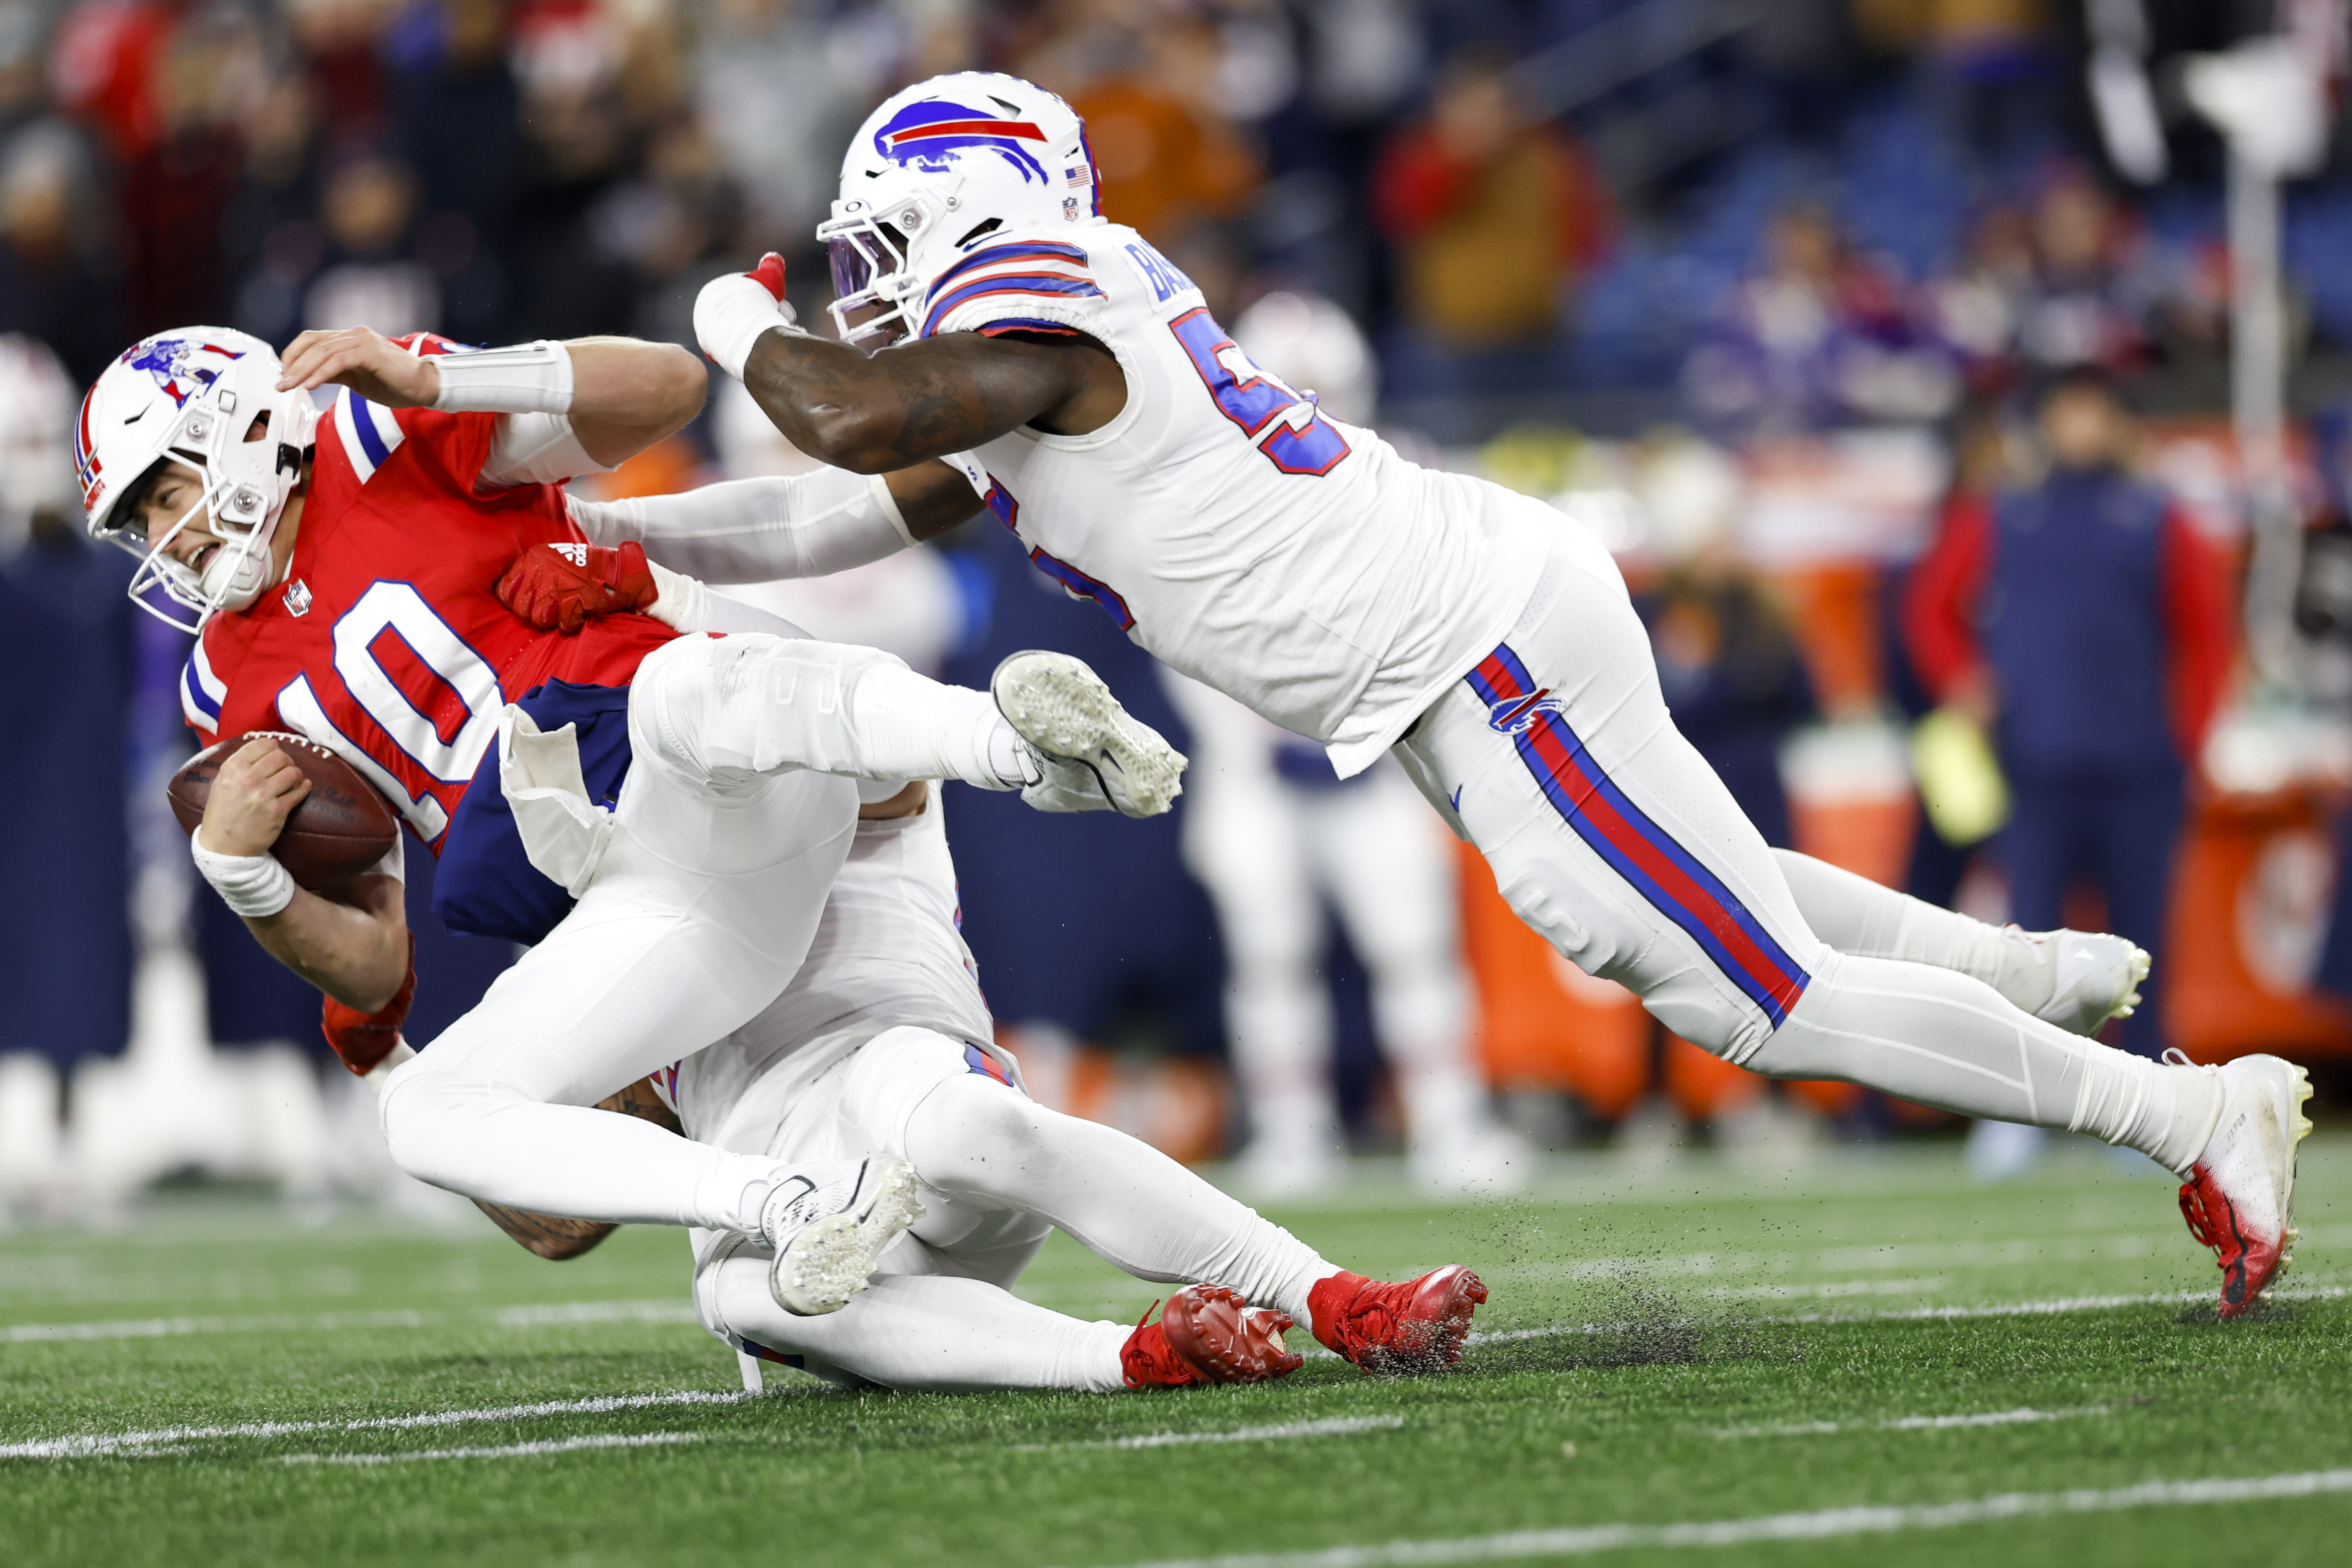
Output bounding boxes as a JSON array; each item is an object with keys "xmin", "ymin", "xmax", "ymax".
[
  {"xmin": 77, "ymin": 328, "xmax": 321, "ymax": 631},
  {"xmin": 817, "ymin": 72, "xmax": 1103, "ymax": 345}
]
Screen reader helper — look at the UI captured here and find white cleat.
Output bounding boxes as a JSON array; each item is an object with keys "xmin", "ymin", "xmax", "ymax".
[
  {"xmin": 762, "ymin": 1156, "xmax": 923, "ymax": 1317},
  {"xmin": 2174, "ymin": 1053, "xmax": 2314, "ymax": 1320},
  {"xmin": 991, "ymin": 650, "xmax": 1186, "ymax": 817},
  {"xmin": 1999, "ymin": 926, "xmax": 2151, "ymax": 1036}
]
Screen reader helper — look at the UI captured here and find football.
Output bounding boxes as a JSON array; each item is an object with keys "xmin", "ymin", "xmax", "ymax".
[{"xmin": 168, "ymin": 731, "xmax": 401, "ymax": 889}]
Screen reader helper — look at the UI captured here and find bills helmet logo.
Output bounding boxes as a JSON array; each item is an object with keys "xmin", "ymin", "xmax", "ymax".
[
  {"xmin": 873, "ymin": 99, "xmax": 1050, "ymax": 183},
  {"xmin": 123, "ymin": 336, "xmax": 247, "ymax": 409}
]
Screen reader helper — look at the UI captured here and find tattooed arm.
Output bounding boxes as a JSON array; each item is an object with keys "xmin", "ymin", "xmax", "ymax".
[{"xmin": 739, "ymin": 328, "xmax": 1126, "ymax": 538}]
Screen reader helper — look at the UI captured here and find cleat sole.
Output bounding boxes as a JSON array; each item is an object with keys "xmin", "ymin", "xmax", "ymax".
[
  {"xmin": 770, "ymin": 1158, "xmax": 922, "ymax": 1317},
  {"xmin": 995, "ymin": 652, "xmax": 1185, "ymax": 818}
]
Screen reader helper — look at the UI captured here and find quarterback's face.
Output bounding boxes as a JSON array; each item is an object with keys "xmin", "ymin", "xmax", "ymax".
[{"xmin": 136, "ymin": 461, "xmax": 217, "ymax": 568}]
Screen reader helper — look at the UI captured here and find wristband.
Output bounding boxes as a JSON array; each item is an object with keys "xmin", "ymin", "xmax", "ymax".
[
  {"xmin": 191, "ymin": 828, "xmax": 297, "ymax": 918},
  {"xmin": 644, "ymin": 559, "xmax": 711, "ymax": 632},
  {"xmin": 431, "ymin": 340, "xmax": 575, "ymax": 414},
  {"xmin": 695, "ymin": 273, "xmax": 802, "ymax": 380}
]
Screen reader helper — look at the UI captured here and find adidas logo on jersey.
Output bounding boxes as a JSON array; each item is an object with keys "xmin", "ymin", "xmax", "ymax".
[{"xmin": 552, "ymin": 542, "xmax": 589, "ymax": 566}]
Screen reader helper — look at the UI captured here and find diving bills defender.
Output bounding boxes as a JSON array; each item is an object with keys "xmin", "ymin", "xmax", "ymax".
[
  {"xmin": 654, "ymin": 72, "xmax": 2306, "ymax": 1317},
  {"xmin": 78, "ymin": 323, "xmax": 1185, "ymax": 1312}
]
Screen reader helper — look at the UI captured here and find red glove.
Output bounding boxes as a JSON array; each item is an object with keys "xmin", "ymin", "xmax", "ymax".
[
  {"xmin": 497, "ymin": 539, "xmax": 658, "ymax": 634},
  {"xmin": 321, "ymin": 936, "xmax": 415, "ymax": 1077}
]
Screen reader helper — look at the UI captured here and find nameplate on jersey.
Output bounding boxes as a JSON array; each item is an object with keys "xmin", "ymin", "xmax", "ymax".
[{"xmin": 1122, "ymin": 240, "xmax": 1199, "ymax": 310}]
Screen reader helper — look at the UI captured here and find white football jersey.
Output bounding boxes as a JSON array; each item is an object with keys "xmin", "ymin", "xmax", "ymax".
[
  {"xmin": 933, "ymin": 222, "xmax": 1560, "ymax": 776},
  {"xmin": 667, "ymin": 786, "xmax": 992, "ymax": 1143}
]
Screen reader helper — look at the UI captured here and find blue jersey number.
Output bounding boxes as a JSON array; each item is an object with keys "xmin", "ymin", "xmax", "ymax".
[{"xmin": 1167, "ymin": 308, "xmax": 1352, "ymax": 478}]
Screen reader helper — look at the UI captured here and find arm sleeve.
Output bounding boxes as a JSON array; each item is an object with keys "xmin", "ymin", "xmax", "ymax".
[
  {"xmin": 1900, "ymin": 492, "xmax": 1995, "ymax": 701},
  {"xmin": 2159, "ymin": 509, "xmax": 2236, "ymax": 760},
  {"xmin": 478, "ymin": 413, "xmax": 618, "ymax": 490},
  {"xmin": 567, "ymin": 468, "xmax": 915, "ymax": 583}
]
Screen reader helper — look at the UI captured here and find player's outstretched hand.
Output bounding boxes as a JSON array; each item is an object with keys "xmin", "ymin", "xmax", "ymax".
[
  {"xmin": 276, "ymin": 326, "xmax": 441, "ymax": 407},
  {"xmin": 694, "ymin": 253, "xmax": 798, "ymax": 380},
  {"xmin": 199, "ymin": 736, "xmax": 312, "ymax": 857},
  {"xmin": 497, "ymin": 540, "xmax": 659, "ymax": 634}
]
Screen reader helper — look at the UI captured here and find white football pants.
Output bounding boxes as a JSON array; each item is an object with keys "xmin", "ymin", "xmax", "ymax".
[
  {"xmin": 692, "ymin": 1026, "xmax": 1336, "ymax": 1391},
  {"xmin": 1395, "ymin": 540, "xmax": 2219, "ymax": 1173},
  {"xmin": 1168, "ymin": 675, "xmax": 1486, "ymax": 1174},
  {"xmin": 379, "ymin": 635, "xmax": 1011, "ymax": 1229}
]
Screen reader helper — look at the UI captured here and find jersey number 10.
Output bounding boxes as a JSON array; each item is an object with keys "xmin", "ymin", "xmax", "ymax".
[{"xmin": 1168, "ymin": 308, "xmax": 1352, "ymax": 478}]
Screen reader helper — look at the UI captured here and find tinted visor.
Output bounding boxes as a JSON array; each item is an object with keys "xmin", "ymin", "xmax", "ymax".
[{"xmin": 828, "ymin": 236, "xmax": 875, "ymax": 298}]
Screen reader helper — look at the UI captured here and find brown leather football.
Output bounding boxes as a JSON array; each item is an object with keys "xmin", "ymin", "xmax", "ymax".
[{"xmin": 169, "ymin": 731, "xmax": 401, "ymax": 889}]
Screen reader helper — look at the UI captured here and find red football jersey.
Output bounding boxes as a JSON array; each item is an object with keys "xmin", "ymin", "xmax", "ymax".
[{"xmin": 180, "ymin": 337, "xmax": 674, "ymax": 851}]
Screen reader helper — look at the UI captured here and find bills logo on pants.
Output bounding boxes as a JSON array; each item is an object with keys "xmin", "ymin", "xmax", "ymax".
[{"xmin": 1465, "ymin": 644, "xmax": 1812, "ymax": 1027}]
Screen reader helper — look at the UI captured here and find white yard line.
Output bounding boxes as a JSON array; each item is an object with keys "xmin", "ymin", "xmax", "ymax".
[
  {"xmin": 1080, "ymin": 1468, "xmax": 2352, "ymax": 1568},
  {"xmin": 1706, "ymin": 1279, "xmax": 1946, "ymax": 1300},
  {"xmin": 1, "ymin": 1299, "xmax": 693, "ymax": 1344},
  {"xmin": 1016, "ymin": 1417, "xmax": 1405, "ymax": 1454},
  {"xmin": 0, "ymin": 1389, "xmax": 754, "ymax": 1461},
  {"xmin": 1710, "ymin": 1406, "xmax": 2108, "ymax": 1439},
  {"xmin": 278, "ymin": 1432, "xmax": 700, "ymax": 1466},
  {"xmin": 4, "ymin": 1309, "xmax": 433, "ymax": 1343},
  {"xmin": 493, "ymin": 1301, "xmax": 700, "ymax": 1327}
]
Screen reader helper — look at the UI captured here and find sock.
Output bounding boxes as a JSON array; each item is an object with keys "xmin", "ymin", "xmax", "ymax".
[
  {"xmin": 380, "ymin": 1064, "xmax": 781, "ymax": 1230},
  {"xmin": 2070, "ymin": 1048, "xmax": 2224, "ymax": 1174},
  {"xmin": 900, "ymin": 1076, "xmax": 1340, "ymax": 1324},
  {"xmin": 1744, "ymin": 950, "xmax": 2223, "ymax": 1173},
  {"xmin": 709, "ymin": 1261, "xmax": 1133, "ymax": 1391},
  {"xmin": 1772, "ymin": 849, "xmax": 2005, "ymax": 983},
  {"xmin": 852, "ymin": 663, "xmax": 1008, "ymax": 789}
]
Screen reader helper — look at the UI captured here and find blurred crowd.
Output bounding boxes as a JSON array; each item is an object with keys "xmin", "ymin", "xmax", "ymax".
[
  {"xmin": 5, "ymin": 0, "xmax": 2352, "ymax": 1208},
  {"xmin": 2, "ymin": 0, "xmax": 2341, "ymax": 404}
]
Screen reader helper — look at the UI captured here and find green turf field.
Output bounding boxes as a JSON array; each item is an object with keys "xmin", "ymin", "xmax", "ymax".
[{"xmin": 4, "ymin": 1135, "xmax": 2349, "ymax": 1568}]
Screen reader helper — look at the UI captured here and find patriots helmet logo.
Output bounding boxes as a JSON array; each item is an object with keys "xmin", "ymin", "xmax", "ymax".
[
  {"xmin": 122, "ymin": 336, "xmax": 247, "ymax": 409},
  {"xmin": 872, "ymin": 98, "xmax": 1050, "ymax": 184}
]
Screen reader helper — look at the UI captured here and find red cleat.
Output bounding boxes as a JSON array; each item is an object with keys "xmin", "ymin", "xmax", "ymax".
[
  {"xmin": 1121, "ymin": 1285, "xmax": 1303, "ymax": 1388},
  {"xmin": 1308, "ymin": 1266, "xmax": 1487, "ymax": 1375},
  {"xmin": 2176, "ymin": 1053, "xmax": 2314, "ymax": 1319}
]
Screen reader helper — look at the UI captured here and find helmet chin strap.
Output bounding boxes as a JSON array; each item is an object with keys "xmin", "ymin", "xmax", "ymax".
[{"xmin": 199, "ymin": 527, "xmax": 276, "ymax": 611}]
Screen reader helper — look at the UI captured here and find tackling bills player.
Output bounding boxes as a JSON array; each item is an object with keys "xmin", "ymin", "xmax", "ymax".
[
  {"xmin": 516, "ymin": 71, "xmax": 2309, "ymax": 1320},
  {"xmin": 78, "ymin": 321, "xmax": 1185, "ymax": 1317},
  {"xmin": 661, "ymin": 781, "xmax": 1480, "ymax": 1387}
]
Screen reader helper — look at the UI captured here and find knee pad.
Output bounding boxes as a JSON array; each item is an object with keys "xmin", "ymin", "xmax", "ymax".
[
  {"xmin": 376, "ymin": 1058, "xmax": 468, "ymax": 1179},
  {"xmin": 837, "ymin": 1026, "xmax": 1010, "ymax": 1160},
  {"xmin": 638, "ymin": 632, "xmax": 904, "ymax": 783}
]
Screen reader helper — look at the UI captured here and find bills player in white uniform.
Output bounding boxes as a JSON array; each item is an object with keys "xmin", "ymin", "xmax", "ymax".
[
  {"xmin": 530, "ymin": 72, "xmax": 2308, "ymax": 1320},
  {"xmin": 656, "ymin": 781, "xmax": 1479, "ymax": 1387}
]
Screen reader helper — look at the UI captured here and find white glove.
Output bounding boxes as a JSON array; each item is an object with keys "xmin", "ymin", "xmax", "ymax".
[{"xmin": 695, "ymin": 254, "xmax": 800, "ymax": 380}]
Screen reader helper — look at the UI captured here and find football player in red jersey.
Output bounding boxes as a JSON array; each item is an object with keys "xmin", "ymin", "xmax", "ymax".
[{"xmin": 80, "ymin": 322, "xmax": 1186, "ymax": 1317}]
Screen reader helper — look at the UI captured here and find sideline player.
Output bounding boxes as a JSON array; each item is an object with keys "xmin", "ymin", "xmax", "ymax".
[
  {"xmin": 597, "ymin": 72, "xmax": 2299, "ymax": 1318},
  {"xmin": 77, "ymin": 322, "xmax": 1182, "ymax": 1314}
]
